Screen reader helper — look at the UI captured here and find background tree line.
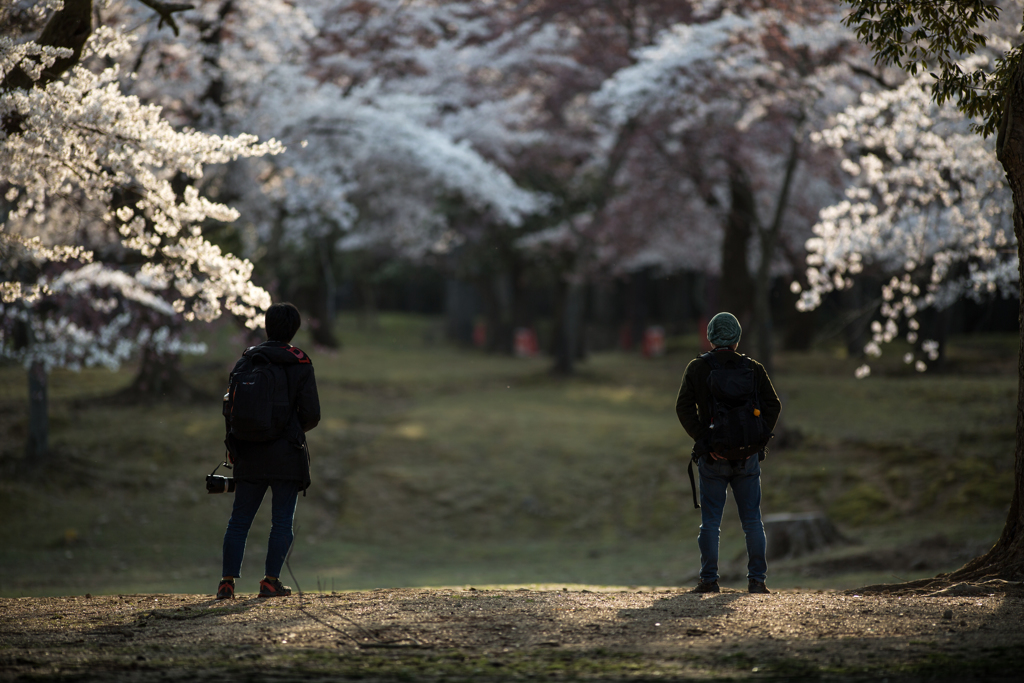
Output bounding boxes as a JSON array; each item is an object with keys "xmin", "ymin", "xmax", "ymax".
[{"xmin": 2, "ymin": 0, "xmax": 1021, "ymax": 579}]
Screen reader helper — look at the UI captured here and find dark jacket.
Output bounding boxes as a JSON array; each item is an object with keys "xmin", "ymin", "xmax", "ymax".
[
  {"xmin": 227, "ymin": 341, "xmax": 320, "ymax": 488},
  {"xmin": 675, "ymin": 348, "xmax": 781, "ymax": 450}
]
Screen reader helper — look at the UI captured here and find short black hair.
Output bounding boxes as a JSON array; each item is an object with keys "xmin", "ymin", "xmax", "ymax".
[{"xmin": 265, "ymin": 302, "xmax": 301, "ymax": 343}]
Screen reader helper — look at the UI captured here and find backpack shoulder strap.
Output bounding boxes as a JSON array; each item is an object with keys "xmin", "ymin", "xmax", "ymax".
[
  {"xmin": 739, "ymin": 355, "xmax": 761, "ymax": 403},
  {"xmin": 257, "ymin": 351, "xmax": 296, "ymax": 416},
  {"xmin": 248, "ymin": 350, "xmax": 272, "ymax": 365},
  {"xmin": 699, "ymin": 351, "xmax": 720, "ymax": 370},
  {"xmin": 234, "ymin": 348, "xmax": 269, "ymax": 371}
]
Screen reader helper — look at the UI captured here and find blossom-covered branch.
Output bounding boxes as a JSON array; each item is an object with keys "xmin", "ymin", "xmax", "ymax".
[
  {"xmin": 799, "ymin": 72, "xmax": 1015, "ymax": 376},
  {"xmin": 1, "ymin": 25, "xmax": 280, "ymax": 329}
]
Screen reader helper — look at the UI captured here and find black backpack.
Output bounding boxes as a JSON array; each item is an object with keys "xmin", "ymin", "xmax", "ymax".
[
  {"xmin": 223, "ymin": 351, "xmax": 292, "ymax": 443},
  {"xmin": 686, "ymin": 352, "xmax": 773, "ymax": 509},
  {"xmin": 702, "ymin": 352, "xmax": 772, "ymax": 460}
]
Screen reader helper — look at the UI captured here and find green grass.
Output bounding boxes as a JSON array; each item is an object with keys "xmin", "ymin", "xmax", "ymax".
[{"xmin": 0, "ymin": 313, "xmax": 1015, "ymax": 597}]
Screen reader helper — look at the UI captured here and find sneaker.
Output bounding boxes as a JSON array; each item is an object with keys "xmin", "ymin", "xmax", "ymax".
[
  {"xmin": 258, "ymin": 577, "xmax": 292, "ymax": 598},
  {"xmin": 216, "ymin": 579, "xmax": 235, "ymax": 600},
  {"xmin": 691, "ymin": 580, "xmax": 720, "ymax": 594},
  {"xmin": 748, "ymin": 579, "xmax": 771, "ymax": 594}
]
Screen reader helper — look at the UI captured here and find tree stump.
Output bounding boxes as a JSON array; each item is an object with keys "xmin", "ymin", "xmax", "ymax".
[{"xmin": 763, "ymin": 512, "xmax": 852, "ymax": 561}]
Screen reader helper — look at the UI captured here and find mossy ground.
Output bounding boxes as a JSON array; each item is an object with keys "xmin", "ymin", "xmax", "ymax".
[{"xmin": 0, "ymin": 314, "xmax": 1015, "ymax": 598}]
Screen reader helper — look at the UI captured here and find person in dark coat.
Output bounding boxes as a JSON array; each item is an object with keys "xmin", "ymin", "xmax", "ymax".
[
  {"xmin": 675, "ymin": 312, "xmax": 780, "ymax": 595},
  {"xmin": 217, "ymin": 303, "xmax": 320, "ymax": 599}
]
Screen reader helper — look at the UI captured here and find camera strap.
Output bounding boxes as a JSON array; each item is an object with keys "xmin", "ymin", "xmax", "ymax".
[{"xmin": 210, "ymin": 461, "xmax": 233, "ymax": 476}]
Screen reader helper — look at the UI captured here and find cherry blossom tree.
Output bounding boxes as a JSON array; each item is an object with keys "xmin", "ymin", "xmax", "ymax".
[
  {"xmin": 302, "ymin": 0, "xmax": 706, "ymax": 364},
  {"xmin": 491, "ymin": 0, "xmax": 698, "ymax": 371},
  {"xmin": 1, "ymin": 0, "xmax": 279, "ymax": 463},
  {"xmin": 127, "ymin": 0, "xmax": 551, "ymax": 346},
  {"xmin": 580, "ymin": 1, "xmax": 865, "ymax": 371},
  {"xmin": 842, "ymin": 0, "xmax": 1024, "ymax": 581},
  {"xmin": 799, "ymin": 72, "xmax": 1014, "ymax": 377},
  {"xmin": 302, "ymin": 0, "xmax": 575, "ymax": 350}
]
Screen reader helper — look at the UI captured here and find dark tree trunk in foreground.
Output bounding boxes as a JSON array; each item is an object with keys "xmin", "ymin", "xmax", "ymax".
[
  {"xmin": 25, "ymin": 360, "xmax": 49, "ymax": 466},
  {"xmin": 948, "ymin": 61, "xmax": 1024, "ymax": 582}
]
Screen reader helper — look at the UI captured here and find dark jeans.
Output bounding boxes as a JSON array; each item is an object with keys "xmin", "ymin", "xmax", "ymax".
[
  {"xmin": 697, "ymin": 455, "xmax": 767, "ymax": 584},
  {"xmin": 222, "ymin": 478, "xmax": 301, "ymax": 579}
]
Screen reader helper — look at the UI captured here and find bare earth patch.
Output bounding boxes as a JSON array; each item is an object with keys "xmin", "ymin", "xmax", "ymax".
[{"xmin": 1, "ymin": 583, "xmax": 1022, "ymax": 681}]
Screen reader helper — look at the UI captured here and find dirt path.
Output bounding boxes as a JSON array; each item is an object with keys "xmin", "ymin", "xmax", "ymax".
[{"xmin": 2, "ymin": 583, "xmax": 1022, "ymax": 681}]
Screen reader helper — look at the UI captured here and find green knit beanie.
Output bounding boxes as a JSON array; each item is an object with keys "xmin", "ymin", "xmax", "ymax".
[{"xmin": 707, "ymin": 312, "xmax": 742, "ymax": 347}]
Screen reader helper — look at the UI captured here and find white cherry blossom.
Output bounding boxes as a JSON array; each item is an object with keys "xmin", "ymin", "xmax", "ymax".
[{"xmin": 799, "ymin": 71, "xmax": 1015, "ymax": 373}]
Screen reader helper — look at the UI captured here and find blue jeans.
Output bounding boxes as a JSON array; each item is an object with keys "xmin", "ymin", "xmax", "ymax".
[
  {"xmin": 222, "ymin": 479, "xmax": 301, "ymax": 579},
  {"xmin": 697, "ymin": 456, "xmax": 767, "ymax": 584}
]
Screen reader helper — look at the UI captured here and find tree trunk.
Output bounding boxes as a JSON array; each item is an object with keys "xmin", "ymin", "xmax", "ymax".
[
  {"xmin": 197, "ymin": 0, "xmax": 234, "ymax": 119},
  {"xmin": 547, "ymin": 117, "xmax": 637, "ymax": 374},
  {"xmin": 552, "ymin": 276, "xmax": 585, "ymax": 374},
  {"xmin": 777, "ymin": 241, "xmax": 817, "ymax": 352},
  {"xmin": 781, "ymin": 281, "xmax": 817, "ymax": 352},
  {"xmin": 627, "ymin": 269, "xmax": 650, "ymax": 355},
  {"xmin": 445, "ymin": 279, "xmax": 477, "ymax": 344},
  {"xmin": 110, "ymin": 347, "xmax": 209, "ymax": 404},
  {"xmin": 482, "ymin": 271, "xmax": 515, "ymax": 355},
  {"xmin": 947, "ymin": 227, "xmax": 1024, "ymax": 579},
  {"xmin": 25, "ymin": 360, "xmax": 49, "ymax": 466},
  {"xmin": 130, "ymin": 348, "xmax": 185, "ymax": 398},
  {"xmin": 1, "ymin": 0, "xmax": 91, "ymax": 97},
  {"xmin": 356, "ymin": 278, "xmax": 378, "ymax": 333},
  {"xmin": 312, "ymin": 240, "xmax": 340, "ymax": 348},
  {"xmin": 927, "ymin": 304, "xmax": 951, "ymax": 370},
  {"xmin": 753, "ymin": 126, "xmax": 801, "ymax": 374},
  {"xmin": 571, "ymin": 281, "xmax": 587, "ymax": 362},
  {"xmin": 948, "ymin": 62, "xmax": 1024, "ymax": 581},
  {"xmin": 840, "ymin": 277, "xmax": 869, "ymax": 358},
  {"xmin": 720, "ymin": 162, "xmax": 756, "ymax": 325}
]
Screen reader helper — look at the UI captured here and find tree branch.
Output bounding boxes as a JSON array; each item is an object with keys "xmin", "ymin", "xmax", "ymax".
[
  {"xmin": 134, "ymin": 0, "xmax": 195, "ymax": 36},
  {"xmin": 1, "ymin": 0, "xmax": 93, "ymax": 94},
  {"xmin": 2, "ymin": 0, "xmax": 197, "ymax": 135},
  {"xmin": 846, "ymin": 61, "xmax": 897, "ymax": 90}
]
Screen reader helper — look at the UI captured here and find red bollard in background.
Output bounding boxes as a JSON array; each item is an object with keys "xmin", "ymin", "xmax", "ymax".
[
  {"xmin": 473, "ymin": 320, "xmax": 488, "ymax": 348},
  {"xmin": 697, "ymin": 317, "xmax": 713, "ymax": 352},
  {"xmin": 641, "ymin": 325, "xmax": 665, "ymax": 358},
  {"xmin": 514, "ymin": 327, "xmax": 539, "ymax": 357}
]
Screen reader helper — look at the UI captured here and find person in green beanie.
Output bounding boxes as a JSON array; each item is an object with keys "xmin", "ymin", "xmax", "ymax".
[{"xmin": 675, "ymin": 312, "xmax": 781, "ymax": 594}]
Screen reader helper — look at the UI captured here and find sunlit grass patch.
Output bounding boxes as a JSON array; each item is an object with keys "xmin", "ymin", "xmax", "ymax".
[{"xmin": 0, "ymin": 314, "xmax": 1016, "ymax": 596}]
